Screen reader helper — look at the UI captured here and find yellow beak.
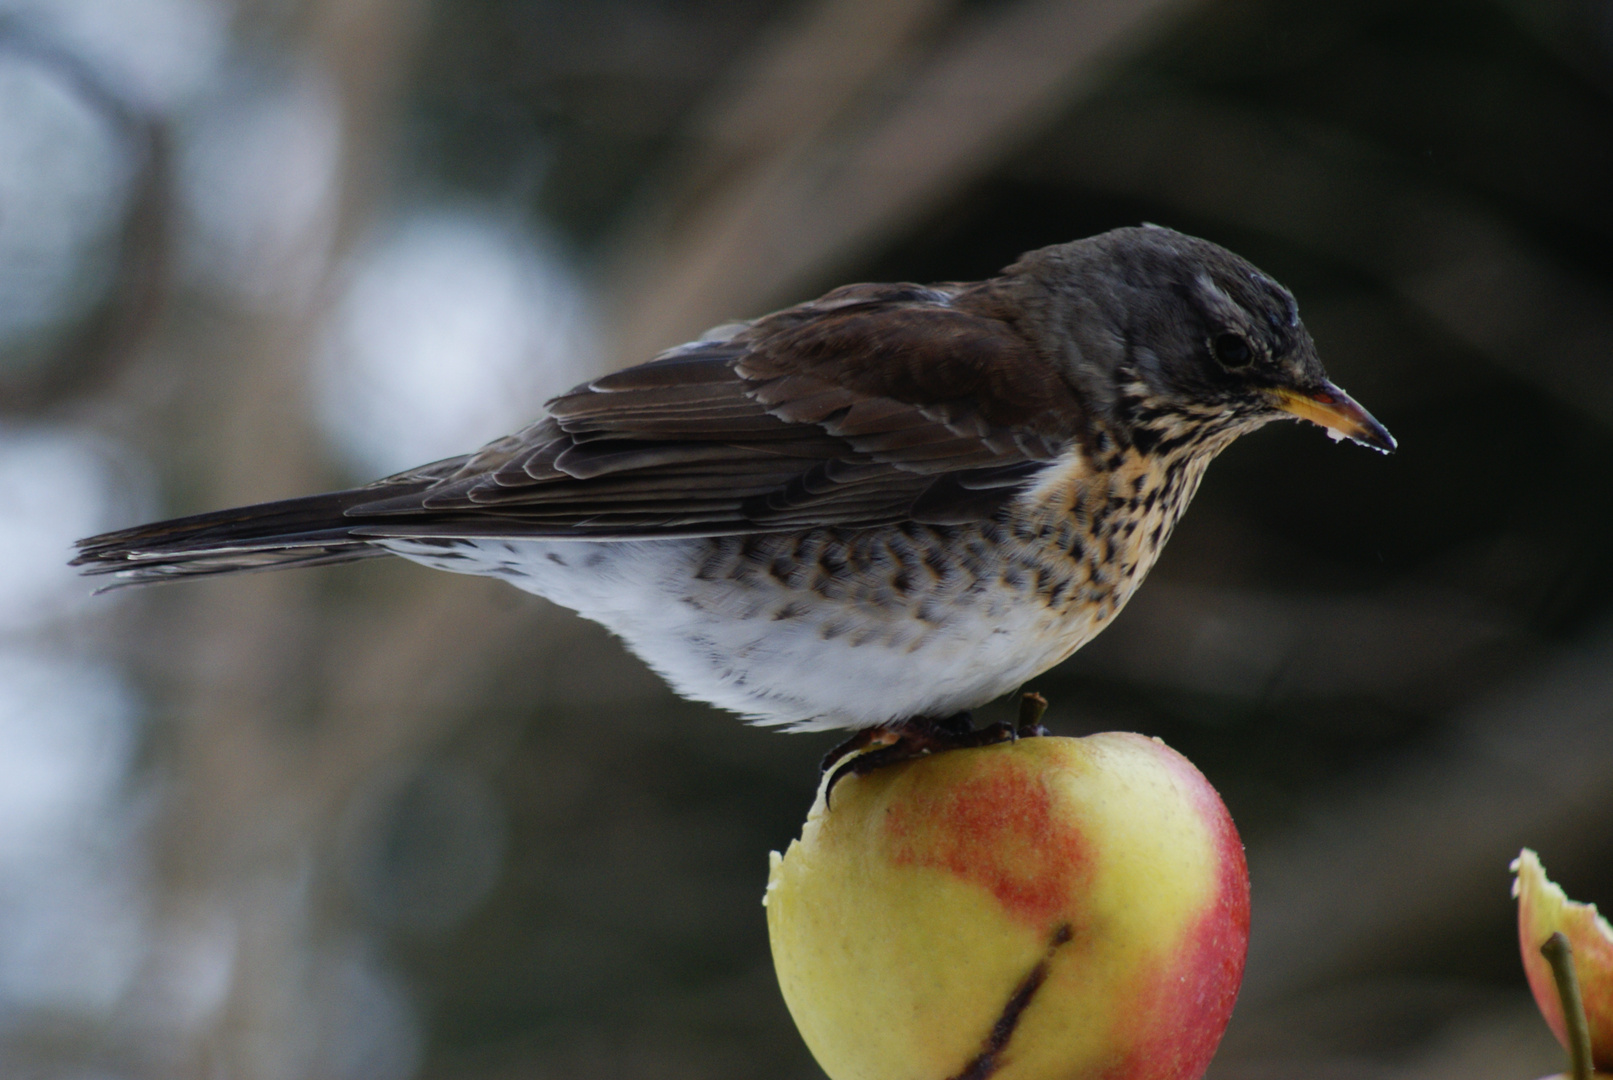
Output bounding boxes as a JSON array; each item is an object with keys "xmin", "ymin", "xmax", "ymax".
[{"xmin": 1271, "ymin": 380, "xmax": 1396, "ymax": 453}]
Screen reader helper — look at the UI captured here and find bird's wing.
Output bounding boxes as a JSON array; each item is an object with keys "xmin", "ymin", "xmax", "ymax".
[
  {"xmin": 345, "ymin": 281, "xmax": 1086, "ymax": 540},
  {"xmin": 75, "ymin": 280, "xmax": 1091, "ymax": 585}
]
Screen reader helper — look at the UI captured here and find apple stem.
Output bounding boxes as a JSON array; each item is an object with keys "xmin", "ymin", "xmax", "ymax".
[{"xmin": 1542, "ymin": 931, "xmax": 1594, "ymax": 1080}]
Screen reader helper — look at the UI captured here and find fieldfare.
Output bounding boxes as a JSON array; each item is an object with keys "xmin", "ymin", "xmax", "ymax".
[{"xmin": 76, "ymin": 225, "xmax": 1393, "ymax": 753}]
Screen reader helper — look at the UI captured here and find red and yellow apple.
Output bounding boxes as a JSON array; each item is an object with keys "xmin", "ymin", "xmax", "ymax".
[
  {"xmin": 764, "ymin": 732, "xmax": 1249, "ymax": 1080},
  {"xmin": 1514, "ymin": 848, "xmax": 1613, "ymax": 1076}
]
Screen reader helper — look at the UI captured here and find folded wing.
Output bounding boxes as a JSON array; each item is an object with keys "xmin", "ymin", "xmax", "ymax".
[{"xmin": 75, "ymin": 281, "xmax": 1085, "ymax": 585}]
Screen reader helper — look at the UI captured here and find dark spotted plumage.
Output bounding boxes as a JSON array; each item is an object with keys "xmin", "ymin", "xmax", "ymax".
[{"xmin": 73, "ymin": 226, "xmax": 1393, "ymax": 730}]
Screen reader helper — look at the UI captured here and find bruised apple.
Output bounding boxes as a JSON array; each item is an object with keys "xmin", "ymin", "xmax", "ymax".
[
  {"xmin": 764, "ymin": 732, "xmax": 1249, "ymax": 1080},
  {"xmin": 1514, "ymin": 849, "xmax": 1613, "ymax": 1075}
]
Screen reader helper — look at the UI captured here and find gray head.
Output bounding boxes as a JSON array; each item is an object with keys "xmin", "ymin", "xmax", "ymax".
[{"xmin": 1011, "ymin": 225, "xmax": 1395, "ymax": 454}]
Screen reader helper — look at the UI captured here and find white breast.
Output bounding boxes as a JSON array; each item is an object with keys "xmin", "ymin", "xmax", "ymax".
[{"xmin": 380, "ymin": 535, "xmax": 1093, "ymax": 731}]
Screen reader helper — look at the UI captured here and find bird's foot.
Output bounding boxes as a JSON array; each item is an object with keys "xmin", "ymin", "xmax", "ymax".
[{"xmin": 821, "ymin": 693, "xmax": 1051, "ymax": 806}]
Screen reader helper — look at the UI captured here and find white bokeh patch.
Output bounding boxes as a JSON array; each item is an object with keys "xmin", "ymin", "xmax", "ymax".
[{"xmin": 314, "ymin": 206, "xmax": 598, "ymax": 478}]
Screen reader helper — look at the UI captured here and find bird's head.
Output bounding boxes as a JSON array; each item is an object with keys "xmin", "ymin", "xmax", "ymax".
[{"xmin": 1020, "ymin": 225, "xmax": 1395, "ymax": 456}]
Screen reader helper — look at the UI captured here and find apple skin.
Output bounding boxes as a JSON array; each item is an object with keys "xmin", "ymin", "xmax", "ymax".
[
  {"xmin": 1515, "ymin": 849, "xmax": 1613, "ymax": 1073},
  {"xmin": 764, "ymin": 732, "xmax": 1249, "ymax": 1080}
]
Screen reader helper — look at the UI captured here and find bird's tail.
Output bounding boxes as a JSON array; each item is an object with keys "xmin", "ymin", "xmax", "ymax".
[{"xmin": 72, "ymin": 482, "xmax": 431, "ymax": 590}]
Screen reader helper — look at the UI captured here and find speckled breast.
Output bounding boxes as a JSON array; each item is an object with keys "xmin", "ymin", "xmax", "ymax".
[
  {"xmin": 996, "ymin": 444, "xmax": 1215, "ymax": 662},
  {"xmin": 689, "ymin": 444, "xmax": 1212, "ymax": 665}
]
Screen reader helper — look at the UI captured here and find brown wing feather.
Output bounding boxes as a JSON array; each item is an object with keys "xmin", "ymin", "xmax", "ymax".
[
  {"xmin": 78, "ymin": 280, "xmax": 1088, "ymax": 583},
  {"xmin": 346, "ymin": 281, "xmax": 1084, "ymax": 538}
]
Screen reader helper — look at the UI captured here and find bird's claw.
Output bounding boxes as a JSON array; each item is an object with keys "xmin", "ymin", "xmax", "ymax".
[{"xmin": 821, "ymin": 697, "xmax": 1048, "ymax": 807}]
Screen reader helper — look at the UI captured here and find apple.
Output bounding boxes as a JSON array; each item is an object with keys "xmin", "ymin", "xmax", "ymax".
[
  {"xmin": 764, "ymin": 731, "xmax": 1249, "ymax": 1080},
  {"xmin": 1514, "ymin": 849, "xmax": 1613, "ymax": 1076}
]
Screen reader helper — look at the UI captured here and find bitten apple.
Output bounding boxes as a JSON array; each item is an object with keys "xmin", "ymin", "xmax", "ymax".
[
  {"xmin": 764, "ymin": 732, "xmax": 1249, "ymax": 1080},
  {"xmin": 1514, "ymin": 849, "xmax": 1613, "ymax": 1074}
]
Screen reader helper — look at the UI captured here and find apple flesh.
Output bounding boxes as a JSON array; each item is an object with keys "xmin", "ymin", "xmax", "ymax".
[
  {"xmin": 764, "ymin": 732, "xmax": 1249, "ymax": 1080},
  {"xmin": 1514, "ymin": 849, "xmax": 1613, "ymax": 1074}
]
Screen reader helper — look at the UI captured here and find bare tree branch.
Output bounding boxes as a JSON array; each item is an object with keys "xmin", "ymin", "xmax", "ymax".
[
  {"xmin": 1034, "ymin": 96, "xmax": 1613, "ymax": 427},
  {"xmin": 603, "ymin": 0, "xmax": 1211, "ymax": 367},
  {"xmin": 0, "ymin": 17, "xmax": 170, "ymax": 412}
]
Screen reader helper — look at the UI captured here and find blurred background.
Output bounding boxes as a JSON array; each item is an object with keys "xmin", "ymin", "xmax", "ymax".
[{"xmin": 2, "ymin": 0, "xmax": 1612, "ymax": 1076}]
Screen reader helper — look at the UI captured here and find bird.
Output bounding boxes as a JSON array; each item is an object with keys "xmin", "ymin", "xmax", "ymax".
[{"xmin": 75, "ymin": 225, "xmax": 1393, "ymax": 767}]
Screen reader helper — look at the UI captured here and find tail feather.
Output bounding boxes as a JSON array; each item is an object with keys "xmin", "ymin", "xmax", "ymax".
[{"xmin": 73, "ymin": 484, "xmax": 427, "ymax": 589}]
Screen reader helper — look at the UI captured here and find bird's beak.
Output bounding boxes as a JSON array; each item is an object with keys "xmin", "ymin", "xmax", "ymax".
[{"xmin": 1270, "ymin": 380, "xmax": 1396, "ymax": 453}]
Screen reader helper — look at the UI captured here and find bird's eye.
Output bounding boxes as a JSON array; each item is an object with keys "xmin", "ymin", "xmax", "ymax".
[{"xmin": 1211, "ymin": 332, "xmax": 1253, "ymax": 368}]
